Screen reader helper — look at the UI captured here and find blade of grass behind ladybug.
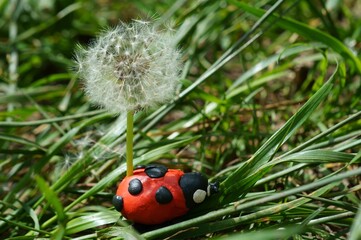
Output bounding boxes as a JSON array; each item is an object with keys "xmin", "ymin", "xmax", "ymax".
[
  {"xmin": 198, "ymin": 60, "xmax": 338, "ymax": 209},
  {"xmin": 220, "ymin": 65, "xmax": 336, "ymax": 204}
]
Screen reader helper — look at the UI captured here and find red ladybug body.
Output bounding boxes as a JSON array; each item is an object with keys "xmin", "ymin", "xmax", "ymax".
[{"xmin": 112, "ymin": 165, "xmax": 219, "ymax": 225}]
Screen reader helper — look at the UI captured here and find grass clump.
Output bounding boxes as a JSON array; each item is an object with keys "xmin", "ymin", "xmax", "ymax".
[{"xmin": 1, "ymin": 0, "xmax": 360, "ymax": 239}]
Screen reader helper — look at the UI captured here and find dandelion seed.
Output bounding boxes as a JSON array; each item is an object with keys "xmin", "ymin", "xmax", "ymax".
[
  {"xmin": 63, "ymin": 155, "xmax": 73, "ymax": 169},
  {"xmin": 75, "ymin": 133, "xmax": 94, "ymax": 150},
  {"xmin": 55, "ymin": 154, "xmax": 75, "ymax": 179},
  {"xmin": 76, "ymin": 151, "xmax": 84, "ymax": 161}
]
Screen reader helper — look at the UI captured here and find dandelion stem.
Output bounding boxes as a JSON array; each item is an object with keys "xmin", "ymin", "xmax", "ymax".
[{"xmin": 126, "ymin": 110, "xmax": 134, "ymax": 176}]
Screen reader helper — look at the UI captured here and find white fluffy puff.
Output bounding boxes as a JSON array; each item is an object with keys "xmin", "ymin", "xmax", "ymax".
[{"xmin": 75, "ymin": 20, "xmax": 182, "ymax": 114}]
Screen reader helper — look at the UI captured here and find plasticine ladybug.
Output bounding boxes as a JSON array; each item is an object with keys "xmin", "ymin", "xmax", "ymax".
[{"xmin": 112, "ymin": 164, "xmax": 219, "ymax": 225}]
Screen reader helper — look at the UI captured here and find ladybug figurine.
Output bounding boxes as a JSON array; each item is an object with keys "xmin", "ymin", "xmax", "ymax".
[{"xmin": 112, "ymin": 164, "xmax": 219, "ymax": 225}]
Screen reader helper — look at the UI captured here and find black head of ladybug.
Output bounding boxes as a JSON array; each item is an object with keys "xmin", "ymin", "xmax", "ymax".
[
  {"xmin": 179, "ymin": 172, "xmax": 219, "ymax": 209},
  {"xmin": 208, "ymin": 181, "xmax": 220, "ymax": 195}
]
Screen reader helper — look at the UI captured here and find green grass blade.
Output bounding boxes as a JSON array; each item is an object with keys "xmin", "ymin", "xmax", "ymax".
[
  {"xmin": 65, "ymin": 207, "xmax": 118, "ymax": 235},
  {"xmin": 0, "ymin": 134, "xmax": 46, "ymax": 152},
  {"xmin": 220, "ymin": 63, "xmax": 337, "ymax": 203},
  {"xmin": 349, "ymin": 202, "xmax": 361, "ymax": 240},
  {"xmin": 214, "ymin": 226, "xmax": 301, "ymax": 240},
  {"xmin": 307, "ymin": 211, "xmax": 355, "ymax": 227},
  {"xmin": 0, "ymin": 216, "xmax": 51, "ymax": 237},
  {"xmin": 34, "ymin": 175, "xmax": 66, "ymax": 239},
  {"xmin": 97, "ymin": 226, "xmax": 145, "ymax": 240},
  {"xmin": 0, "ymin": 110, "xmax": 106, "ymax": 127},
  {"xmin": 269, "ymin": 150, "xmax": 356, "ymax": 165}
]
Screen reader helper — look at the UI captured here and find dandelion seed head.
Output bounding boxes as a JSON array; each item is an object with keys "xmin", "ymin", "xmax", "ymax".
[{"xmin": 75, "ymin": 20, "xmax": 182, "ymax": 114}]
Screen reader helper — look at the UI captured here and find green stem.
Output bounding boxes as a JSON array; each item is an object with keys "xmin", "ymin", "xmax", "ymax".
[{"xmin": 126, "ymin": 110, "xmax": 134, "ymax": 176}]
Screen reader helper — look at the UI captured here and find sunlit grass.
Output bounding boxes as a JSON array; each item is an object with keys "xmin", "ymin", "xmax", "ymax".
[{"xmin": 1, "ymin": 0, "xmax": 360, "ymax": 239}]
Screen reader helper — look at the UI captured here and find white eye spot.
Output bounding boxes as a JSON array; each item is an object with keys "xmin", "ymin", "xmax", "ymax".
[{"xmin": 193, "ymin": 189, "xmax": 207, "ymax": 204}]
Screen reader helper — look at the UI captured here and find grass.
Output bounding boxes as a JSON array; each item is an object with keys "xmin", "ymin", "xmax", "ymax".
[{"xmin": 1, "ymin": 0, "xmax": 361, "ymax": 239}]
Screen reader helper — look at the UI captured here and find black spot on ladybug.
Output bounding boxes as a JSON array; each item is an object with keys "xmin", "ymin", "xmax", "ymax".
[
  {"xmin": 179, "ymin": 172, "xmax": 208, "ymax": 209},
  {"xmin": 155, "ymin": 186, "xmax": 173, "ymax": 204},
  {"xmin": 112, "ymin": 195, "xmax": 123, "ymax": 212},
  {"xmin": 145, "ymin": 165, "xmax": 168, "ymax": 178},
  {"xmin": 128, "ymin": 178, "xmax": 143, "ymax": 195}
]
